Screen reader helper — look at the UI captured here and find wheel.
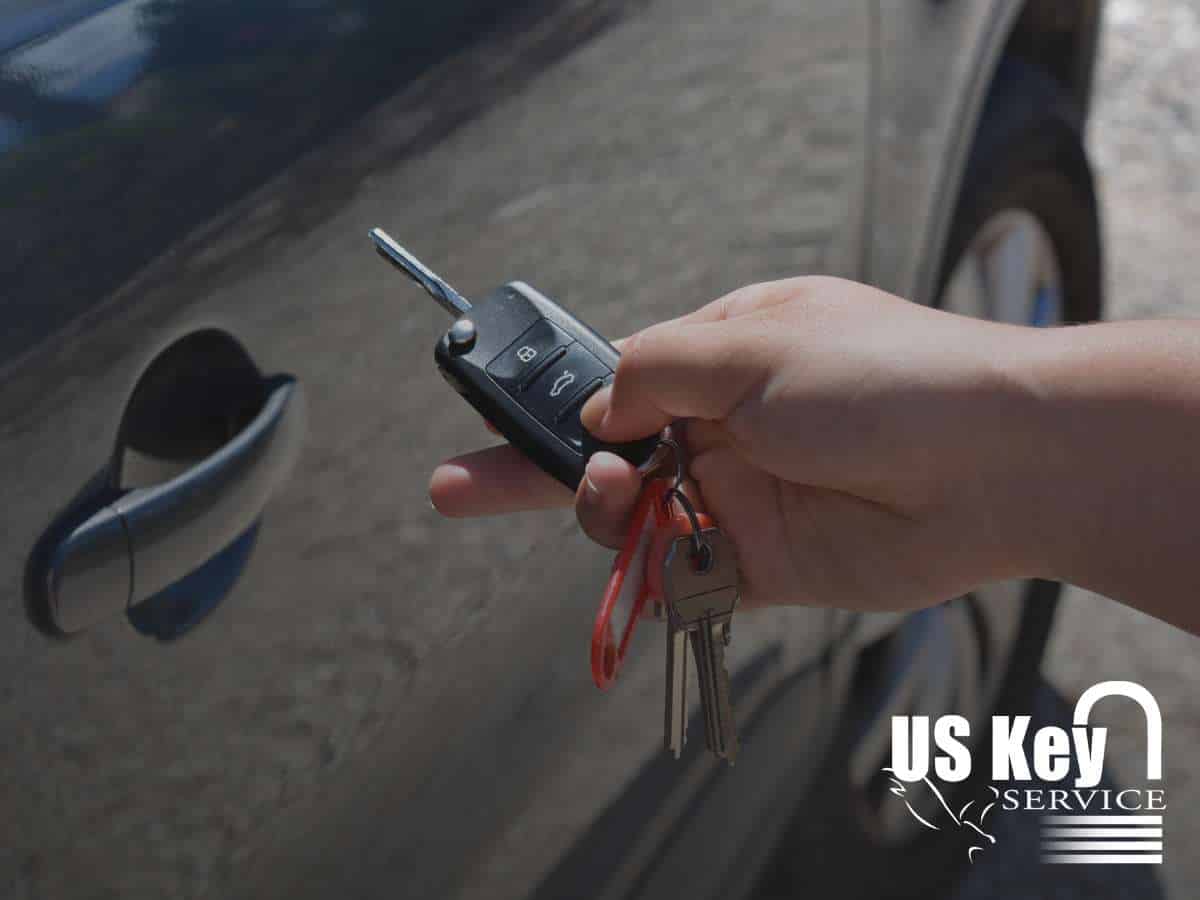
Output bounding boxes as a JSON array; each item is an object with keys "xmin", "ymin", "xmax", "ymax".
[{"xmin": 755, "ymin": 59, "xmax": 1103, "ymax": 898}]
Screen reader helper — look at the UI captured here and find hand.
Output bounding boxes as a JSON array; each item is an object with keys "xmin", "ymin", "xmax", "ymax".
[{"xmin": 430, "ymin": 277, "xmax": 1047, "ymax": 613}]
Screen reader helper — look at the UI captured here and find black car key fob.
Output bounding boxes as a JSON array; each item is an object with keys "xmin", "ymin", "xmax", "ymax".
[{"xmin": 371, "ymin": 229, "xmax": 658, "ymax": 488}]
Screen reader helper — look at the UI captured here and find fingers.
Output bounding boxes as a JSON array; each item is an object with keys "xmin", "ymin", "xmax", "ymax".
[
  {"xmin": 674, "ymin": 278, "xmax": 803, "ymax": 326},
  {"xmin": 581, "ymin": 280, "xmax": 801, "ymax": 441},
  {"xmin": 689, "ymin": 445, "xmax": 801, "ymax": 609},
  {"xmin": 676, "ymin": 417, "xmax": 737, "ymax": 458},
  {"xmin": 437, "ymin": 280, "xmax": 803, "ymax": 519},
  {"xmin": 582, "ymin": 316, "xmax": 777, "ymax": 442},
  {"xmin": 430, "ymin": 444, "xmax": 571, "ymax": 516},
  {"xmin": 607, "ymin": 281, "xmax": 793, "ymax": 352},
  {"xmin": 574, "ymin": 452, "xmax": 643, "ymax": 548}
]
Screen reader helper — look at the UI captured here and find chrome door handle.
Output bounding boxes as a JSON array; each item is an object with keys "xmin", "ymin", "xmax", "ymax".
[{"xmin": 42, "ymin": 376, "xmax": 304, "ymax": 634}]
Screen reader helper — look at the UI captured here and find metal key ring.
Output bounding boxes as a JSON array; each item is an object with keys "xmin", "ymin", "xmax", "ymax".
[
  {"xmin": 656, "ymin": 435, "xmax": 687, "ymax": 492},
  {"xmin": 664, "ymin": 487, "xmax": 712, "ymax": 573},
  {"xmin": 641, "ymin": 431, "xmax": 712, "ymax": 569},
  {"xmin": 637, "ymin": 430, "xmax": 687, "ymax": 491}
]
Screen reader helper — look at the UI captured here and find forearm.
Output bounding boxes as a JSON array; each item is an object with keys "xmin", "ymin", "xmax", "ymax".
[{"xmin": 1009, "ymin": 320, "xmax": 1200, "ymax": 633}]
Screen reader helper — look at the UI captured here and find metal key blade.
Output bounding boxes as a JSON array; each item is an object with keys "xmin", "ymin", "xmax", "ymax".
[
  {"xmin": 689, "ymin": 620, "xmax": 738, "ymax": 762},
  {"xmin": 369, "ymin": 228, "xmax": 473, "ymax": 317},
  {"xmin": 663, "ymin": 527, "xmax": 741, "ymax": 765},
  {"xmin": 665, "ymin": 624, "xmax": 689, "ymax": 757}
]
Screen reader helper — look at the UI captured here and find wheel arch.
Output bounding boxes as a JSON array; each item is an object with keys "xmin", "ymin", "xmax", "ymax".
[
  {"xmin": 1003, "ymin": 0, "xmax": 1104, "ymax": 118},
  {"xmin": 868, "ymin": 0, "xmax": 1103, "ymax": 306}
]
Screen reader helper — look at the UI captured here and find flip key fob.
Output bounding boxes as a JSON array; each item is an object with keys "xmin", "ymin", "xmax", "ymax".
[{"xmin": 371, "ymin": 229, "xmax": 658, "ymax": 488}]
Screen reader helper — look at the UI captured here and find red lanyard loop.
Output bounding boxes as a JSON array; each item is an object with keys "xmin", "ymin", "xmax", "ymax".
[
  {"xmin": 590, "ymin": 476, "xmax": 716, "ymax": 689},
  {"xmin": 591, "ymin": 479, "xmax": 670, "ymax": 689}
]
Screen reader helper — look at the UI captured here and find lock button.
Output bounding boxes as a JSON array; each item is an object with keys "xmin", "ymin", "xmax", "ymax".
[{"xmin": 486, "ymin": 319, "xmax": 573, "ymax": 392}]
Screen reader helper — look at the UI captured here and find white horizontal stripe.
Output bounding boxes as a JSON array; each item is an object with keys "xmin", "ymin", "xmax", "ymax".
[
  {"xmin": 1043, "ymin": 854, "xmax": 1162, "ymax": 865},
  {"xmin": 1042, "ymin": 815, "xmax": 1163, "ymax": 825},
  {"xmin": 1042, "ymin": 828, "xmax": 1163, "ymax": 838},
  {"xmin": 1042, "ymin": 841, "xmax": 1163, "ymax": 852}
]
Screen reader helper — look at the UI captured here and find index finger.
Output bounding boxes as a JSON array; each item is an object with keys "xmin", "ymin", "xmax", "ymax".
[
  {"xmin": 430, "ymin": 444, "xmax": 571, "ymax": 516},
  {"xmin": 607, "ymin": 279, "xmax": 797, "ymax": 350},
  {"xmin": 583, "ymin": 315, "xmax": 778, "ymax": 443},
  {"xmin": 584, "ymin": 280, "xmax": 800, "ymax": 441}
]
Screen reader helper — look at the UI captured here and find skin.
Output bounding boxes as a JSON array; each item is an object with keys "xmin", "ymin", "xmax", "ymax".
[{"xmin": 430, "ymin": 277, "xmax": 1200, "ymax": 636}]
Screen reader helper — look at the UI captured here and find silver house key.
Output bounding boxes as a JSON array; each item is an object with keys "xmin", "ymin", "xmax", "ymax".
[
  {"xmin": 664, "ymin": 616, "xmax": 690, "ymax": 758},
  {"xmin": 662, "ymin": 504, "xmax": 740, "ymax": 764}
]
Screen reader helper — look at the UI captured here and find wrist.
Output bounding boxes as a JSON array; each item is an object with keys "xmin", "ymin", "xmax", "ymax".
[
  {"xmin": 1011, "ymin": 322, "xmax": 1200, "ymax": 615},
  {"xmin": 989, "ymin": 321, "xmax": 1200, "ymax": 596},
  {"xmin": 940, "ymin": 323, "xmax": 1080, "ymax": 586},
  {"xmin": 993, "ymin": 326, "xmax": 1081, "ymax": 580}
]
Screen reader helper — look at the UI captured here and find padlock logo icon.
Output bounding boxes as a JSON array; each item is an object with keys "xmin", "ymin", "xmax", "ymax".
[{"xmin": 517, "ymin": 346, "xmax": 538, "ymax": 364}]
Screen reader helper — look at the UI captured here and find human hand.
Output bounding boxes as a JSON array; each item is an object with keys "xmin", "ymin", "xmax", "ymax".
[{"xmin": 430, "ymin": 277, "xmax": 1048, "ymax": 613}]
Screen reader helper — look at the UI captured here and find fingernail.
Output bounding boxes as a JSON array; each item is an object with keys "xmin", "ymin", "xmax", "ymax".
[
  {"xmin": 584, "ymin": 469, "xmax": 602, "ymax": 499},
  {"xmin": 586, "ymin": 451, "xmax": 630, "ymax": 500},
  {"xmin": 583, "ymin": 452, "xmax": 618, "ymax": 501},
  {"xmin": 580, "ymin": 385, "xmax": 612, "ymax": 434}
]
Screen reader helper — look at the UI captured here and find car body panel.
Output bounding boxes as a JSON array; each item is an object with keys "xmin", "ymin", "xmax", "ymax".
[
  {"xmin": 848, "ymin": 0, "xmax": 1103, "ymax": 659},
  {"xmin": 2, "ymin": 0, "xmax": 1107, "ymax": 895},
  {"xmin": 866, "ymin": 0, "xmax": 1103, "ymax": 309},
  {"xmin": 1, "ymin": 0, "xmax": 516, "ymax": 364},
  {"xmin": 866, "ymin": 0, "xmax": 1025, "ymax": 304},
  {"xmin": 3, "ymin": 1, "xmax": 868, "ymax": 897}
]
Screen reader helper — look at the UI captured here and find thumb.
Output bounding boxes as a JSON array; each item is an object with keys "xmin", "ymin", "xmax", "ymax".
[{"xmin": 581, "ymin": 318, "xmax": 776, "ymax": 442}]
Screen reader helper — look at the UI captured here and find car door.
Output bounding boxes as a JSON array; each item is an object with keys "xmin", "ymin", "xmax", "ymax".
[{"xmin": 1, "ymin": 1, "xmax": 871, "ymax": 898}]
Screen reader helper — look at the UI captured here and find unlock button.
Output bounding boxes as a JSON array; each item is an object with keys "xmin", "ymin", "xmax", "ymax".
[{"xmin": 522, "ymin": 343, "xmax": 610, "ymax": 430}]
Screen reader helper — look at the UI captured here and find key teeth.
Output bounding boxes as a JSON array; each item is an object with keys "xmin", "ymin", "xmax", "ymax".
[
  {"xmin": 665, "ymin": 626, "xmax": 689, "ymax": 760},
  {"xmin": 687, "ymin": 619, "xmax": 738, "ymax": 763},
  {"xmin": 661, "ymin": 528, "xmax": 740, "ymax": 764}
]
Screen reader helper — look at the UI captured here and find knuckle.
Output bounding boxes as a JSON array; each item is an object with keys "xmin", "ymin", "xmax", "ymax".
[
  {"xmin": 720, "ymin": 280, "xmax": 781, "ymax": 315},
  {"xmin": 614, "ymin": 324, "xmax": 670, "ymax": 382},
  {"xmin": 801, "ymin": 275, "xmax": 855, "ymax": 302},
  {"xmin": 712, "ymin": 284, "xmax": 760, "ymax": 317}
]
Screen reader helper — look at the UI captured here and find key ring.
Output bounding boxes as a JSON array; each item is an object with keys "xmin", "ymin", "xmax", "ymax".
[
  {"xmin": 636, "ymin": 429, "xmax": 686, "ymax": 484},
  {"xmin": 642, "ymin": 433, "xmax": 687, "ymax": 487},
  {"xmin": 653, "ymin": 434, "xmax": 712, "ymax": 571},
  {"xmin": 665, "ymin": 488, "xmax": 711, "ymax": 572}
]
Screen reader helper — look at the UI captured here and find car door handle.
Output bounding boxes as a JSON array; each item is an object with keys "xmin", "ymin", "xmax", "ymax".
[{"xmin": 44, "ymin": 376, "xmax": 305, "ymax": 634}]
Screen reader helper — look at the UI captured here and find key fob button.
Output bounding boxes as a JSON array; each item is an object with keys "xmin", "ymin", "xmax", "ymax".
[
  {"xmin": 522, "ymin": 344, "xmax": 610, "ymax": 432},
  {"xmin": 554, "ymin": 377, "xmax": 606, "ymax": 425},
  {"xmin": 553, "ymin": 378, "xmax": 606, "ymax": 450},
  {"xmin": 486, "ymin": 319, "xmax": 573, "ymax": 391}
]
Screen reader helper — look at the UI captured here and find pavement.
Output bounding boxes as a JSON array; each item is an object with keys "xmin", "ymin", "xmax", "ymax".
[{"xmin": 1038, "ymin": 2, "xmax": 1200, "ymax": 897}]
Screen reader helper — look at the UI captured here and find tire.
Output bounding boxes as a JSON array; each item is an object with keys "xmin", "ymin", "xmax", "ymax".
[{"xmin": 755, "ymin": 59, "xmax": 1103, "ymax": 899}]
